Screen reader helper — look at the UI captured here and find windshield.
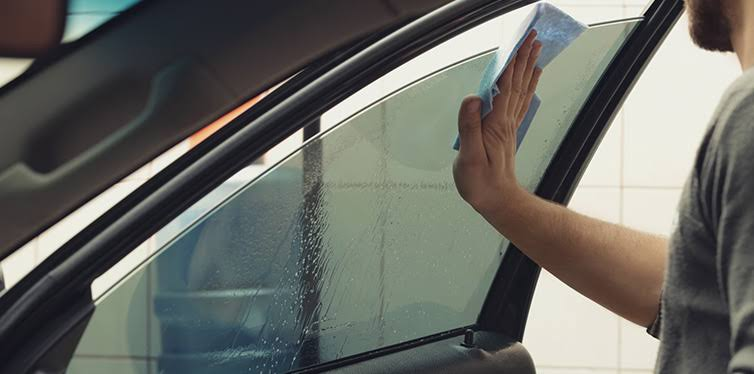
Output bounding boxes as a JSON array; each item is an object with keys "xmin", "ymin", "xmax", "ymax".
[{"xmin": 58, "ymin": 13, "xmax": 641, "ymax": 373}]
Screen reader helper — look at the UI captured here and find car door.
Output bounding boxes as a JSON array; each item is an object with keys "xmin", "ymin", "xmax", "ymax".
[{"xmin": 0, "ymin": 0, "xmax": 683, "ymax": 373}]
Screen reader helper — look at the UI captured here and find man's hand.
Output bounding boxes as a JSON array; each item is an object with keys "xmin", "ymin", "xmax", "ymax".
[{"xmin": 453, "ymin": 30, "xmax": 542, "ymax": 214}]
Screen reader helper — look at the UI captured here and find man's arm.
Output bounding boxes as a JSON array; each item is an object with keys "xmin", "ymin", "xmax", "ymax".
[
  {"xmin": 479, "ymin": 188, "xmax": 666, "ymax": 327},
  {"xmin": 453, "ymin": 31, "xmax": 666, "ymax": 327}
]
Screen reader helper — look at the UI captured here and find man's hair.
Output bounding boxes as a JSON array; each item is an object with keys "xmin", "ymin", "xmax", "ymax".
[{"xmin": 686, "ymin": 0, "xmax": 735, "ymax": 52}]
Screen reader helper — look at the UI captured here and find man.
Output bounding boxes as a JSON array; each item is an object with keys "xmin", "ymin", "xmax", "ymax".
[{"xmin": 453, "ymin": 0, "xmax": 754, "ymax": 372}]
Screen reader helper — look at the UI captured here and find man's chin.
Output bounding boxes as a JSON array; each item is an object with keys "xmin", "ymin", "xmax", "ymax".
[
  {"xmin": 686, "ymin": 0, "xmax": 734, "ymax": 52},
  {"xmin": 690, "ymin": 28, "xmax": 734, "ymax": 52}
]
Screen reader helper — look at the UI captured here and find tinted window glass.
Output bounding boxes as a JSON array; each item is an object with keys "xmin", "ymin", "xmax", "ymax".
[{"xmin": 65, "ymin": 18, "xmax": 639, "ymax": 374}]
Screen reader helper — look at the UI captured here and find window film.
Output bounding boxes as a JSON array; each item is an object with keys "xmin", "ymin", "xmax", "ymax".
[{"xmin": 64, "ymin": 18, "xmax": 640, "ymax": 374}]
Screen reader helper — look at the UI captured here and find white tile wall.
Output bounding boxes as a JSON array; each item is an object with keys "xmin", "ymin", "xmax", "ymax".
[
  {"xmin": 569, "ymin": 187, "xmax": 622, "ymax": 223},
  {"xmin": 620, "ymin": 319, "xmax": 660, "ymax": 370},
  {"xmin": 622, "ymin": 188, "xmax": 682, "ymax": 236},
  {"xmin": 525, "ymin": 270, "xmax": 621, "ymax": 369}
]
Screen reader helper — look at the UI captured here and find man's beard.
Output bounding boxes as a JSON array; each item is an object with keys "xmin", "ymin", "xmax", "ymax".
[{"xmin": 686, "ymin": 0, "xmax": 734, "ymax": 52}]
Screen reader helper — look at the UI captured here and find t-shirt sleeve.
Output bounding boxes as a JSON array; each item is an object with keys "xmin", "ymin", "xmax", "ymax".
[{"xmin": 710, "ymin": 90, "xmax": 754, "ymax": 373}]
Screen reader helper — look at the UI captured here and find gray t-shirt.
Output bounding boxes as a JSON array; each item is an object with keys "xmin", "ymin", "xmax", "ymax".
[{"xmin": 650, "ymin": 68, "xmax": 754, "ymax": 373}]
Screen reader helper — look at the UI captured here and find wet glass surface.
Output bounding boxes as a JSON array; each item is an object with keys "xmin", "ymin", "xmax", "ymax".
[{"xmin": 66, "ymin": 19, "xmax": 639, "ymax": 374}]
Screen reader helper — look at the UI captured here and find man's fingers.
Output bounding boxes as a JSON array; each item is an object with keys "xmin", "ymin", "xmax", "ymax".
[
  {"xmin": 511, "ymin": 30, "xmax": 537, "ymax": 101},
  {"xmin": 492, "ymin": 30, "xmax": 538, "ymax": 125},
  {"xmin": 487, "ymin": 31, "xmax": 540, "ymax": 138},
  {"xmin": 515, "ymin": 40, "xmax": 542, "ymax": 116},
  {"xmin": 496, "ymin": 53, "xmax": 515, "ymax": 114},
  {"xmin": 517, "ymin": 67, "xmax": 543, "ymax": 124},
  {"xmin": 457, "ymin": 96, "xmax": 486, "ymax": 162}
]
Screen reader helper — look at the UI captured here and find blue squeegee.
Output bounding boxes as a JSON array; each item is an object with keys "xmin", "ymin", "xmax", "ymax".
[{"xmin": 452, "ymin": 2, "xmax": 587, "ymax": 151}]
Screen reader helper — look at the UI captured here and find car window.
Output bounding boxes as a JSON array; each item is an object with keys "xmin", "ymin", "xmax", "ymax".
[{"xmin": 64, "ymin": 13, "xmax": 640, "ymax": 374}]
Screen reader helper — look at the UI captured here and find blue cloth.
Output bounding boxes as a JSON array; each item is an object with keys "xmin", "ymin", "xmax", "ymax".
[{"xmin": 453, "ymin": 2, "xmax": 586, "ymax": 151}]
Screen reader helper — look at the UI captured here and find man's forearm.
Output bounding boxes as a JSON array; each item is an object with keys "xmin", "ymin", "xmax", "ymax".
[{"xmin": 481, "ymin": 188, "xmax": 667, "ymax": 327}]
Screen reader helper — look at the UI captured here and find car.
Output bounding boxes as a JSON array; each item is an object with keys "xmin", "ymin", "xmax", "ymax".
[{"xmin": 0, "ymin": 0, "xmax": 683, "ymax": 373}]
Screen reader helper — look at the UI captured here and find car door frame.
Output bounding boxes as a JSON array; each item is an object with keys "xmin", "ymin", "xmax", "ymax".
[{"xmin": 0, "ymin": 0, "xmax": 683, "ymax": 372}]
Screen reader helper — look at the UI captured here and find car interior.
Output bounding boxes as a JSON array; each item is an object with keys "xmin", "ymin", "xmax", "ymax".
[{"xmin": 0, "ymin": 0, "xmax": 683, "ymax": 373}]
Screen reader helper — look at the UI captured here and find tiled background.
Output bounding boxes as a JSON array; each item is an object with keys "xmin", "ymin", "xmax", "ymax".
[{"xmin": 0, "ymin": 1, "xmax": 743, "ymax": 373}]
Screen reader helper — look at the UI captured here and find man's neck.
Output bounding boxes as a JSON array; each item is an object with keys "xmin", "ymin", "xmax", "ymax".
[{"xmin": 731, "ymin": 0, "xmax": 754, "ymax": 70}]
